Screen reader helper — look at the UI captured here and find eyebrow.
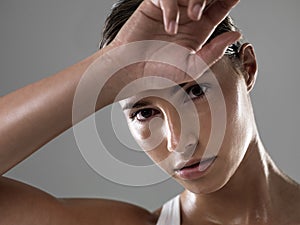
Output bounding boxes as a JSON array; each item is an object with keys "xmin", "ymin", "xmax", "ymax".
[
  {"xmin": 122, "ymin": 100, "xmax": 152, "ymax": 110},
  {"xmin": 171, "ymin": 82, "xmax": 188, "ymax": 93},
  {"xmin": 121, "ymin": 82, "xmax": 189, "ymax": 111}
]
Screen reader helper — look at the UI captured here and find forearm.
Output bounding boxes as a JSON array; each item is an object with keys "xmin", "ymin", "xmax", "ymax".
[{"xmin": 0, "ymin": 47, "xmax": 113, "ymax": 175}]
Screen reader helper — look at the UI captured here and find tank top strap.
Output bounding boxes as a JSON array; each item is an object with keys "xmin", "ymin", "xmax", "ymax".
[{"xmin": 156, "ymin": 195, "xmax": 180, "ymax": 225}]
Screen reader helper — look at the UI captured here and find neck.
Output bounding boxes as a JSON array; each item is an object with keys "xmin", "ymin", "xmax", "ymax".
[{"xmin": 180, "ymin": 137, "xmax": 286, "ymax": 225}]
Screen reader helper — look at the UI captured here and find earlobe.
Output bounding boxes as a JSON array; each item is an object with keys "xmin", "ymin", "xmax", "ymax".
[{"xmin": 239, "ymin": 43, "xmax": 258, "ymax": 92}]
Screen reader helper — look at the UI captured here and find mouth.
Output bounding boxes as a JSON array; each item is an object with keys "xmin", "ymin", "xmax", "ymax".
[{"xmin": 174, "ymin": 156, "xmax": 217, "ymax": 180}]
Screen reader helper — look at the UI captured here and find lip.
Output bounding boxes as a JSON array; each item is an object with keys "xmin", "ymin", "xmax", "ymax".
[{"xmin": 174, "ymin": 156, "xmax": 217, "ymax": 180}]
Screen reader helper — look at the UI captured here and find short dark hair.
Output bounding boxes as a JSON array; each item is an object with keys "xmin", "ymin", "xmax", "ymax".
[{"xmin": 99, "ymin": 0, "xmax": 242, "ymax": 58}]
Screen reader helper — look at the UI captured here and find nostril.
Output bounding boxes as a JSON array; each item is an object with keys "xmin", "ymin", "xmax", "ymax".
[
  {"xmin": 185, "ymin": 134, "xmax": 198, "ymax": 148},
  {"xmin": 186, "ymin": 143, "xmax": 197, "ymax": 151},
  {"xmin": 180, "ymin": 136, "xmax": 199, "ymax": 158},
  {"xmin": 167, "ymin": 136, "xmax": 198, "ymax": 156},
  {"xmin": 183, "ymin": 142, "xmax": 198, "ymax": 157}
]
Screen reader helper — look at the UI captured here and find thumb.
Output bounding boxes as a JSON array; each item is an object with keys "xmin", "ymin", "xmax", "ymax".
[{"xmin": 197, "ymin": 31, "xmax": 242, "ymax": 68}]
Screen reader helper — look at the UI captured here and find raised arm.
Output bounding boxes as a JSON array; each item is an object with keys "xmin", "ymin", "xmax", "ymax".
[
  {"xmin": 0, "ymin": 47, "xmax": 112, "ymax": 175},
  {"xmin": 0, "ymin": 0, "xmax": 240, "ymax": 176},
  {"xmin": 0, "ymin": 0, "xmax": 241, "ymax": 224}
]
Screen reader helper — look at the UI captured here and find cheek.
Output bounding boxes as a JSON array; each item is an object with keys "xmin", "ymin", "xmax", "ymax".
[
  {"xmin": 127, "ymin": 118, "xmax": 166, "ymax": 153},
  {"xmin": 196, "ymin": 86, "xmax": 228, "ymax": 157},
  {"xmin": 128, "ymin": 123, "xmax": 150, "ymax": 140},
  {"xmin": 198, "ymin": 108, "xmax": 212, "ymax": 145},
  {"xmin": 199, "ymin": 72, "xmax": 251, "ymax": 164},
  {"xmin": 127, "ymin": 120, "xmax": 173, "ymax": 173},
  {"xmin": 221, "ymin": 83, "xmax": 253, "ymax": 164}
]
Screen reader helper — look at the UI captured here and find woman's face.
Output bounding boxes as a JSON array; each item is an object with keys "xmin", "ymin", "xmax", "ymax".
[{"xmin": 120, "ymin": 57, "xmax": 255, "ymax": 194}]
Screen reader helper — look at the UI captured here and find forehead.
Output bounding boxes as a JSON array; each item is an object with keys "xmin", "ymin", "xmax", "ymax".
[{"xmin": 119, "ymin": 58, "xmax": 238, "ymax": 110}]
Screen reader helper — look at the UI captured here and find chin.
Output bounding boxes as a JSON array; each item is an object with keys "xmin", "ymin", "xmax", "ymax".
[
  {"xmin": 172, "ymin": 177, "xmax": 215, "ymax": 194},
  {"xmin": 185, "ymin": 181, "xmax": 223, "ymax": 194},
  {"xmin": 176, "ymin": 169, "xmax": 233, "ymax": 195}
]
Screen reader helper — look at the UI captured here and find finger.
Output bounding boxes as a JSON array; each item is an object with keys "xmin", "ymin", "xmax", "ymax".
[
  {"xmin": 157, "ymin": 0, "xmax": 180, "ymax": 34},
  {"xmin": 197, "ymin": 31, "xmax": 241, "ymax": 67},
  {"xmin": 187, "ymin": 0, "xmax": 206, "ymax": 21},
  {"xmin": 179, "ymin": 0, "xmax": 239, "ymax": 49},
  {"xmin": 202, "ymin": 0, "xmax": 240, "ymax": 25}
]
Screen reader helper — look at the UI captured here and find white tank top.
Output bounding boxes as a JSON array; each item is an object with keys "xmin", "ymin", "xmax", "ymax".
[{"xmin": 156, "ymin": 195, "xmax": 181, "ymax": 225}]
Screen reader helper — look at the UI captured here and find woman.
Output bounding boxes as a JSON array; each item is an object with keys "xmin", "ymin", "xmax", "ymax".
[{"xmin": 0, "ymin": 0, "xmax": 299, "ymax": 224}]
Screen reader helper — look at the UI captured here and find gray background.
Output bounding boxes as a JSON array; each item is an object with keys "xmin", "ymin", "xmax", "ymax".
[{"xmin": 1, "ymin": 0, "xmax": 299, "ymax": 211}]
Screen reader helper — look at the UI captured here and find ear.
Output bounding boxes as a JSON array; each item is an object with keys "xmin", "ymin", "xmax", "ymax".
[{"xmin": 238, "ymin": 43, "xmax": 258, "ymax": 92}]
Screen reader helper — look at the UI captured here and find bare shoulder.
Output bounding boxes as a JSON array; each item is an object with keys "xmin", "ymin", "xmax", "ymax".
[
  {"xmin": 280, "ymin": 178, "xmax": 300, "ymax": 224},
  {"xmin": 0, "ymin": 176, "xmax": 158, "ymax": 225}
]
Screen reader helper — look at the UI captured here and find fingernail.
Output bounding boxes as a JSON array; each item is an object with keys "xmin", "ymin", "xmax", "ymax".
[
  {"xmin": 168, "ymin": 20, "xmax": 178, "ymax": 35},
  {"xmin": 192, "ymin": 4, "xmax": 203, "ymax": 20}
]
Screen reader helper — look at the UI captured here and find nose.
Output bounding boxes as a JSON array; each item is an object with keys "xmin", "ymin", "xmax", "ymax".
[
  {"xmin": 164, "ymin": 105, "xmax": 197, "ymax": 154},
  {"xmin": 165, "ymin": 109, "xmax": 181, "ymax": 152}
]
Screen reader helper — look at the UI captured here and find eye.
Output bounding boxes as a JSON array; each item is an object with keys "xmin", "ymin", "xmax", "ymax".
[
  {"xmin": 130, "ymin": 108, "xmax": 160, "ymax": 122},
  {"xmin": 186, "ymin": 84, "xmax": 208, "ymax": 100}
]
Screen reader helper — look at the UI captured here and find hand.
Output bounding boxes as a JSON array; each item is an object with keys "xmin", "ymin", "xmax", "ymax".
[
  {"xmin": 150, "ymin": 0, "xmax": 220, "ymax": 35},
  {"xmin": 99, "ymin": 0, "xmax": 241, "ymax": 101},
  {"xmin": 111, "ymin": 0, "xmax": 240, "ymax": 50}
]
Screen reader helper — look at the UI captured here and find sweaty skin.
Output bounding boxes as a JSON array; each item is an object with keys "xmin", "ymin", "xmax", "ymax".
[{"xmin": 1, "ymin": 0, "xmax": 300, "ymax": 225}]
